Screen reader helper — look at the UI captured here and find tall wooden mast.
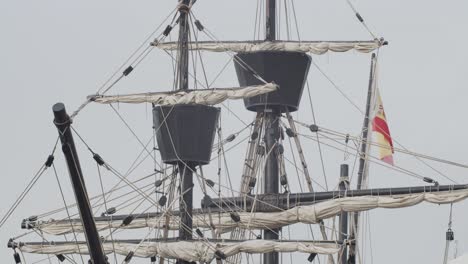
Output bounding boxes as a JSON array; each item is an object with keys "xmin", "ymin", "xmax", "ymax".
[
  {"xmin": 176, "ymin": 0, "xmax": 193, "ymax": 249},
  {"xmin": 234, "ymin": 0, "xmax": 312, "ymax": 263},
  {"xmin": 153, "ymin": 2, "xmax": 220, "ymax": 264},
  {"xmin": 177, "ymin": 0, "xmax": 190, "ymax": 91},
  {"xmin": 348, "ymin": 53, "xmax": 377, "ymax": 263},
  {"xmin": 53, "ymin": 103, "xmax": 107, "ymax": 264},
  {"xmin": 266, "ymin": 0, "xmax": 276, "ymax": 41},
  {"xmin": 264, "ymin": 1, "xmax": 279, "ymax": 263}
]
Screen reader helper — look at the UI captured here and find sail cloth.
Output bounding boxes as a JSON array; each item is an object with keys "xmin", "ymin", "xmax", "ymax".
[
  {"xmin": 372, "ymin": 88, "xmax": 394, "ymax": 165},
  {"xmin": 89, "ymin": 83, "xmax": 278, "ymax": 105},
  {"xmin": 154, "ymin": 40, "xmax": 383, "ymax": 55},
  {"xmin": 17, "ymin": 240, "xmax": 340, "ymax": 262},
  {"xmin": 32, "ymin": 189, "xmax": 468, "ymax": 235}
]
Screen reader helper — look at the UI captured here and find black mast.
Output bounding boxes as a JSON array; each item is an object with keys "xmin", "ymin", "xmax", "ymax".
[
  {"xmin": 349, "ymin": 53, "xmax": 376, "ymax": 263},
  {"xmin": 234, "ymin": 0, "xmax": 311, "ymax": 262},
  {"xmin": 266, "ymin": 0, "xmax": 276, "ymax": 41},
  {"xmin": 339, "ymin": 165, "xmax": 349, "ymax": 264},
  {"xmin": 178, "ymin": 0, "xmax": 190, "ymax": 91},
  {"xmin": 177, "ymin": 0, "xmax": 193, "ymax": 261},
  {"xmin": 52, "ymin": 103, "xmax": 107, "ymax": 264},
  {"xmin": 43, "ymin": 183, "xmax": 468, "ymax": 225},
  {"xmin": 264, "ymin": 1, "xmax": 279, "ymax": 264},
  {"xmin": 356, "ymin": 53, "xmax": 376, "ymax": 190},
  {"xmin": 177, "ymin": 161, "xmax": 193, "ymax": 243},
  {"xmin": 153, "ymin": 2, "xmax": 219, "ymax": 264},
  {"xmin": 263, "ymin": 111, "xmax": 280, "ymax": 264},
  {"xmin": 204, "ymin": 183, "xmax": 468, "ymax": 212}
]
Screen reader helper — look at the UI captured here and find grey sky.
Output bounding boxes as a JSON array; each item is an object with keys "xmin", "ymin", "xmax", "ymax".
[{"xmin": 1, "ymin": 1, "xmax": 468, "ymax": 263}]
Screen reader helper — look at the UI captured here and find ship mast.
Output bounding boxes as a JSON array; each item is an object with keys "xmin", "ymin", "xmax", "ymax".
[
  {"xmin": 266, "ymin": 0, "xmax": 276, "ymax": 41},
  {"xmin": 52, "ymin": 103, "xmax": 107, "ymax": 264},
  {"xmin": 264, "ymin": 1, "xmax": 280, "ymax": 264},
  {"xmin": 234, "ymin": 0, "xmax": 313, "ymax": 263},
  {"xmin": 11, "ymin": 3, "xmax": 468, "ymax": 264},
  {"xmin": 176, "ymin": 0, "xmax": 192, "ymax": 247},
  {"xmin": 355, "ymin": 54, "xmax": 376, "ymax": 191},
  {"xmin": 348, "ymin": 53, "xmax": 376, "ymax": 263},
  {"xmin": 153, "ymin": 1, "xmax": 220, "ymax": 264},
  {"xmin": 177, "ymin": 0, "xmax": 190, "ymax": 91}
]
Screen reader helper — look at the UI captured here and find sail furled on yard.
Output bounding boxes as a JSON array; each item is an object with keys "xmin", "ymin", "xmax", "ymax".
[
  {"xmin": 16, "ymin": 240, "xmax": 340, "ymax": 262},
  {"xmin": 89, "ymin": 83, "xmax": 278, "ymax": 105},
  {"xmin": 31, "ymin": 189, "xmax": 468, "ymax": 235},
  {"xmin": 372, "ymin": 87, "xmax": 394, "ymax": 165},
  {"xmin": 154, "ymin": 40, "xmax": 384, "ymax": 55}
]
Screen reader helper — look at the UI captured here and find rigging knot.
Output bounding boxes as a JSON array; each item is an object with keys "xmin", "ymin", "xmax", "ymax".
[
  {"xmin": 53, "ymin": 117, "xmax": 71, "ymax": 127},
  {"xmin": 194, "ymin": 20, "xmax": 204, "ymax": 31},
  {"xmin": 177, "ymin": 3, "xmax": 190, "ymax": 13},
  {"xmin": 13, "ymin": 249, "xmax": 21, "ymax": 264},
  {"xmin": 163, "ymin": 25, "xmax": 173, "ymax": 37},
  {"xmin": 377, "ymin": 37, "xmax": 389, "ymax": 46},
  {"xmin": 309, "ymin": 124, "xmax": 319, "ymax": 132},
  {"xmin": 423, "ymin": 177, "xmax": 439, "ymax": 187},
  {"xmin": 446, "ymin": 228, "xmax": 454, "ymax": 241},
  {"xmin": 150, "ymin": 39, "xmax": 160, "ymax": 47},
  {"xmin": 87, "ymin": 94, "xmax": 98, "ymax": 102},
  {"xmin": 7, "ymin": 238, "xmax": 17, "ymax": 249},
  {"xmin": 45, "ymin": 155, "xmax": 54, "ymax": 168}
]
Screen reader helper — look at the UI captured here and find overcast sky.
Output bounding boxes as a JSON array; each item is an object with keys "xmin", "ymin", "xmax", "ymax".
[{"xmin": 1, "ymin": 1, "xmax": 468, "ymax": 264}]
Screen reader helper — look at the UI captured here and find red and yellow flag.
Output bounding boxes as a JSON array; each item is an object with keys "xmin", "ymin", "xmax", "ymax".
[{"xmin": 372, "ymin": 89, "xmax": 394, "ymax": 165}]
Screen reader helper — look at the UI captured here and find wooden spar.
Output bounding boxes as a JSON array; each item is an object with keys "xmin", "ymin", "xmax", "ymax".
[
  {"xmin": 176, "ymin": 2, "xmax": 192, "ymax": 264},
  {"xmin": 177, "ymin": 0, "xmax": 190, "ymax": 91},
  {"xmin": 263, "ymin": 1, "xmax": 280, "ymax": 264},
  {"xmin": 204, "ymin": 183, "xmax": 468, "ymax": 211},
  {"xmin": 52, "ymin": 103, "xmax": 107, "ymax": 264},
  {"xmin": 356, "ymin": 53, "xmax": 377, "ymax": 190},
  {"xmin": 339, "ymin": 165, "xmax": 350, "ymax": 264},
  {"xmin": 349, "ymin": 53, "xmax": 377, "ymax": 263},
  {"xmin": 35, "ymin": 183, "xmax": 468, "ymax": 226}
]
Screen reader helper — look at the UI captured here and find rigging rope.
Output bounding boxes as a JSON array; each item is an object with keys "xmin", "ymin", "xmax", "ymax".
[
  {"xmin": 297, "ymin": 122, "xmax": 468, "ymax": 172},
  {"xmin": 287, "ymin": 3, "xmax": 333, "ymax": 262},
  {"xmin": 30, "ymin": 116, "xmax": 250, "ymax": 224},
  {"xmin": 300, "ymin": 132, "xmax": 428, "ymax": 181},
  {"xmin": 190, "ymin": 11, "xmax": 270, "ymax": 85},
  {"xmin": 0, "ymin": 138, "xmax": 59, "ymax": 229},
  {"xmin": 96, "ymin": 164, "xmax": 119, "ymax": 264},
  {"xmin": 109, "ymin": 105, "xmax": 162, "ymax": 171},
  {"xmin": 344, "ymin": 0, "xmax": 378, "ymax": 39},
  {"xmin": 305, "ymin": 81, "xmax": 329, "ymax": 190},
  {"xmin": 69, "ymin": 6, "xmax": 180, "ymax": 120},
  {"xmin": 160, "ymin": 43, "xmax": 251, "ymax": 127},
  {"xmin": 443, "ymin": 203, "xmax": 454, "ymax": 264},
  {"xmin": 310, "ymin": 59, "xmax": 459, "ymax": 184},
  {"xmin": 52, "ymin": 163, "xmax": 86, "ymax": 264}
]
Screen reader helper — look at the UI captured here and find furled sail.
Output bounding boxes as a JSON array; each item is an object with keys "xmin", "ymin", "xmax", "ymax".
[
  {"xmin": 30, "ymin": 189, "xmax": 468, "ymax": 236},
  {"xmin": 89, "ymin": 83, "xmax": 278, "ymax": 105},
  {"xmin": 153, "ymin": 40, "xmax": 384, "ymax": 55},
  {"xmin": 15, "ymin": 240, "xmax": 340, "ymax": 262}
]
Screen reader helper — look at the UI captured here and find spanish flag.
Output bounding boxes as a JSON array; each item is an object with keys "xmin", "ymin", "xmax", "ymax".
[{"xmin": 372, "ymin": 89, "xmax": 394, "ymax": 165}]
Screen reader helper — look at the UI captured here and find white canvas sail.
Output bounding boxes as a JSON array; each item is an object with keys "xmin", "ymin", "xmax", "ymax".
[
  {"xmin": 89, "ymin": 83, "xmax": 278, "ymax": 105},
  {"xmin": 17, "ymin": 240, "xmax": 340, "ymax": 262},
  {"xmin": 30, "ymin": 189, "xmax": 468, "ymax": 236},
  {"xmin": 154, "ymin": 40, "xmax": 383, "ymax": 55}
]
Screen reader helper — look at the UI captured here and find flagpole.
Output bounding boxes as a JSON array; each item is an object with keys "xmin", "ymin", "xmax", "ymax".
[
  {"xmin": 356, "ymin": 53, "xmax": 376, "ymax": 190},
  {"xmin": 348, "ymin": 53, "xmax": 376, "ymax": 264}
]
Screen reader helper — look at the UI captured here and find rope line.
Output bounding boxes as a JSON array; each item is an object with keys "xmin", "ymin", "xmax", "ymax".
[{"xmin": 0, "ymin": 138, "xmax": 59, "ymax": 229}]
